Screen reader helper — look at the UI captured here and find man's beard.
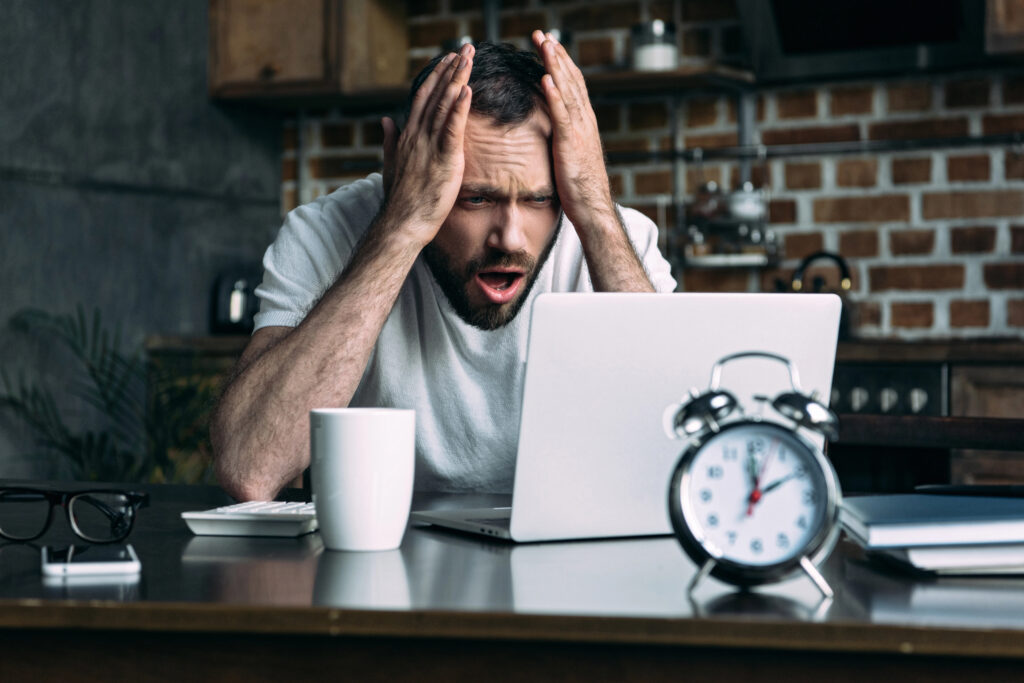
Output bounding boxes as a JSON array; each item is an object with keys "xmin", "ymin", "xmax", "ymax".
[{"xmin": 423, "ymin": 215, "xmax": 562, "ymax": 331}]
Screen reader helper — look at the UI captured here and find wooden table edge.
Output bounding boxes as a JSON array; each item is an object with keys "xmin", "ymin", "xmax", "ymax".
[{"xmin": 3, "ymin": 600, "xmax": 1024, "ymax": 660}]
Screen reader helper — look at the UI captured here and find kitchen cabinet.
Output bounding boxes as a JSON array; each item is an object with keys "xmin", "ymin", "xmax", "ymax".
[
  {"xmin": 951, "ymin": 364, "xmax": 1024, "ymax": 484},
  {"xmin": 208, "ymin": 0, "xmax": 407, "ymax": 100},
  {"xmin": 987, "ymin": 0, "xmax": 1024, "ymax": 54},
  {"xmin": 830, "ymin": 341, "xmax": 1024, "ymax": 490}
]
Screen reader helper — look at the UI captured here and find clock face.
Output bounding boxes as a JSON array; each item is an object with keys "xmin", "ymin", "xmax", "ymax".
[{"xmin": 676, "ymin": 422, "xmax": 830, "ymax": 568}]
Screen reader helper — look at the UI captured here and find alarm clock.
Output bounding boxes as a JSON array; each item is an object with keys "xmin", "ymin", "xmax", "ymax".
[{"xmin": 663, "ymin": 351, "xmax": 841, "ymax": 597}]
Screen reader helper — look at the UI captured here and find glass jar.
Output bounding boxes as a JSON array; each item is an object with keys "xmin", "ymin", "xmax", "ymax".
[{"xmin": 631, "ymin": 20, "xmax": 677, "ymax": 71}]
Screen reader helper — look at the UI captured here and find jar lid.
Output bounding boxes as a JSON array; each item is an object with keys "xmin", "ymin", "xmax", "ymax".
[{"xmin": 631, "ymin": 19, "xmax": 676, "ymax": 42}]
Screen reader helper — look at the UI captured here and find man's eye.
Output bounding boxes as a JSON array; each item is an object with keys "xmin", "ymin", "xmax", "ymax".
[
  {"xmin": 463, "ymin": 196, "xmax": 488, "ymax": 205},
  {"xmin": 529, "ymin": 196, "xmax": 552, "ymax": 205}
]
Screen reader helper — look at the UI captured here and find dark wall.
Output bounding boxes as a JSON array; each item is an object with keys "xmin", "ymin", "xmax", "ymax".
[{"xmin": 0, "ymin": 1, "xmax": 282, "ymax": 477}]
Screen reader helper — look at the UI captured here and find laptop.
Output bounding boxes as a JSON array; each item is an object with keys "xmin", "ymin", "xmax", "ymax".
[{"xmin": 411, "ymin": 292, "xmax": 842, "ymax": 542}]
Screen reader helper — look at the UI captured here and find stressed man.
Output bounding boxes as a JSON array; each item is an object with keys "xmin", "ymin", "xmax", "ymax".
[{"xmin": 212, "ymin": 32, "xmax": 676, "ymax": 501}]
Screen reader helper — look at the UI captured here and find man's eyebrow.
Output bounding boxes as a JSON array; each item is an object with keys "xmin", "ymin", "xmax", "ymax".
[{"xmin": 459, "ymin": 183, "xmax": 557, "ymax": 197}]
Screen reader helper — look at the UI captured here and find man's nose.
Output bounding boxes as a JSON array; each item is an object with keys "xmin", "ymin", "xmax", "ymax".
[{"xmin": 486, "ymin": 203, "xmax": 527, "ymax": 253}]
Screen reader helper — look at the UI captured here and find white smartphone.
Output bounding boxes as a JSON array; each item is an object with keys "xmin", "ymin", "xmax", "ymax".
[{"xmin": 41, "ymin": 544, "xmax": 142, "ymax": 577}]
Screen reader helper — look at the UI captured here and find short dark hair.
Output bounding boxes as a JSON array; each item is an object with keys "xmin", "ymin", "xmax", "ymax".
[{"xmin": 407, "ymin": 42, "xmax": 546, "ymax": 126}]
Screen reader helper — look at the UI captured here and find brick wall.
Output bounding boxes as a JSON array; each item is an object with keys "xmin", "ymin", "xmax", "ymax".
[{"xmin": 280, "ymin": 0, "xmax": 1024, "ymax": 340}]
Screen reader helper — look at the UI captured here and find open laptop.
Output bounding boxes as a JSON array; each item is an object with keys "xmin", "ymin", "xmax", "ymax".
[{"xmin": 411, "ymin": 292, "xmax": 842, "ymax": 543}]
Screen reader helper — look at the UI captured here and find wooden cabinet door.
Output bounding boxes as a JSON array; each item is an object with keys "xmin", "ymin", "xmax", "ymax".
[
  {"xmin": 208, "ymin": 0, "xmax": 407, "ymax": 98},
  {"xmin": 987, "ymin": 0, "xmax": 1024, "ymax": 54},
  {"xmin": 950, "ymin": 365, "xmax": 1024, "ymax": 484},
  {"xmin": 210, "ymin": 0, "xmax": 332, "ymax": 93}
]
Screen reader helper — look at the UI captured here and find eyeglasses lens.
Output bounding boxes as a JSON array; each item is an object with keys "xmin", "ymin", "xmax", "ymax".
[
  {"xmin": 0, "ymin": 490, "xmax": 51, "ymax": 540},
  {"xmin": 69, "ymin": 493, "xmax": 135, "ymax": 542}
]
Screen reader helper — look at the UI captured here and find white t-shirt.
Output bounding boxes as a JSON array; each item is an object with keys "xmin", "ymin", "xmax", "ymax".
[{"xmin": 255, "ymin": 173, "xmax": 676, "ymax": 492}]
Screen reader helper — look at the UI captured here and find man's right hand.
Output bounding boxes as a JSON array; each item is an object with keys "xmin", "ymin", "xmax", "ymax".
[{"xmin": 380, "ymin": 43, "xmax": 475, "ymax": 247}]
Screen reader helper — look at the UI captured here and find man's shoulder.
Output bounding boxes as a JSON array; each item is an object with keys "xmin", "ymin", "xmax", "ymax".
[
  {"xmin": 617, "ymin": 204, "xmax": 656, "ymax": 231},
  {"xmin": 318, "ymin": 173, "xmax": 384, "ymax": 214},
  {"xmin": 284, "ymin": 173, "xmax": 384, "ymax": 240}
]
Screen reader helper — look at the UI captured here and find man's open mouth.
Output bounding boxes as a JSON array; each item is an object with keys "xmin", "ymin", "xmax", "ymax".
[{"xmin": 474, "ymin": 269, "xmax": 525, "ymax": 304}]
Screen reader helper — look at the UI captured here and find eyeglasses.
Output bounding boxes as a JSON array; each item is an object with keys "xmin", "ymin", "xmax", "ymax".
[{"xmin": 0, "ymin": 487, "xmax": 149, "ymax": 543}]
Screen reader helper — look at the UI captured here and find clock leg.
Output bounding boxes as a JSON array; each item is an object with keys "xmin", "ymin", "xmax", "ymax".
[
  {"xmin": 687, "ymin": 558, "xmax": 717, "ymax": 594},
  {"xmin": 799, "ymin": 556, "xmax": 834, "ymax": 599}
]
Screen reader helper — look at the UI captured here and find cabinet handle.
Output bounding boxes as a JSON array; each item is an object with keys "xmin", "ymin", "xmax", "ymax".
[{"xmin": 259, "ymin": 63, "xmax": 280, "ymax": 81}]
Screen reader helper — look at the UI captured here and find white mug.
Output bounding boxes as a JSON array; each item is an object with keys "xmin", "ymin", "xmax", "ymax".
[{"xmin": 310, "ymin": 408, "xmax": 415, "ymax": 551}]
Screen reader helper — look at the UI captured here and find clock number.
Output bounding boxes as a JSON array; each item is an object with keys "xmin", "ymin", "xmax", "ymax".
[
  {"xmin": 700, "ymin": 488, "xmax": 712, "ymax": 503},
  {"xmin": 707, "ymin": 465, "xmax": 724, "ymax": 479},
  {"xmin": 795, "ymin": 465, "xmax": 808, "ymax": 479},
  {"xmin": 797, "ymin": 515, "xmax": 808, "ymax": 529},
  {"xmin": 722, "ymin": 445, "xmax": 738, "ymax": 461},
  {"xmin": 803, "ymin": 489, "xmax": 819, "ymax": 505},
  {"xmin": 750, "ymin": 538, "xmax": 763, "ymax": 554},
  {"xmin": 776, "ymin": 533, "xmax": 790, "ymax": 549},
  {"xmin": 707, "ymin": 514, "xmax": 719, "ymax": 528},
  {"xmin": 727, "ymin": 531, "xmax": 737, "ymax": 545}
]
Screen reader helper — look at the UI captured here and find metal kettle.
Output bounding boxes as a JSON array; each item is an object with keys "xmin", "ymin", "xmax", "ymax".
[{"xmin": 777, "ymin": 251, "xmax": 857, "ymax": 339}]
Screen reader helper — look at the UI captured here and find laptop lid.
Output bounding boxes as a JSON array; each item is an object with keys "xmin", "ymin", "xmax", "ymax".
[{"xmin": 508, "ymin": 292, "xmax": 842, "ymax": 542}]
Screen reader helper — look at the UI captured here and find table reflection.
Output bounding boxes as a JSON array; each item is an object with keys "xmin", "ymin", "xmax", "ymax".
[
  {"xmin": 314, "ymin": 550, "xmax": 410, "ymax": 609},
  {"xmin": 181, "ymin": 534, "xmax": 323, "ymax": 605},
  {"xmin": 843, "ymin": 557, "xmax": 1024, "ymax": 629},
  {"xmin": 174, "ymin": 523, "xmax": 849, "ymax": 619}
]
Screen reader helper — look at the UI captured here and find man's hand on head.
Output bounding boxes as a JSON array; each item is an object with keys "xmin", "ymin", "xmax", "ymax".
[
  {"xmin": 380, "ymin": 43, "xmax": 475, "ymax": 248},
  {"xmin": 531, "ymin": 30, "xmax": 619, "ymax": 241}
]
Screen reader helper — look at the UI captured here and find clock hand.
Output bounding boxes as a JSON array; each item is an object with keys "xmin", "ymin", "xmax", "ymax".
[
  {"xmin": 745, "ymin": 451, "xmax": 758, "ymax": 490},
  {"xmin": 761, "ymin": 473, "xmax": 797, "ymax": 495},
  {"xmin": 745, "ymin": 438, "xmax": 779, "ymax": 517}
]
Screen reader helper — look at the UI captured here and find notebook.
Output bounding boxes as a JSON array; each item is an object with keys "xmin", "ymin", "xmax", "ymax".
[
  {"xmin": 411, "ymin": 292, "xmax": 842, "ymax": 542},
  {"xmin": 841, "ymin": 494, "xmax": 1024, "ymax": 549}
]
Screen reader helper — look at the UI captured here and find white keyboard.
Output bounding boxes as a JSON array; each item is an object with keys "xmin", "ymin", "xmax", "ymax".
[{"xmin": 182, "ymin": 501, "xmax": 318, "ymax": 537}]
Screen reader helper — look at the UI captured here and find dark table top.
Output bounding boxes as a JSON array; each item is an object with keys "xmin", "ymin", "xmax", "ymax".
[{"xmin": 3, "ymin": 482, "xmax": 1024, "ymax": 659}]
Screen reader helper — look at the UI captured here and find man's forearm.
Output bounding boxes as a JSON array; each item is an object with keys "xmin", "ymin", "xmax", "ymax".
[
  {"xmin": 575, "ymin": 209, "xmax": 655, "ymax": 293},
  {"xmin": 212, "ymin": 216, "xmax": 424, "ymax": 501}
]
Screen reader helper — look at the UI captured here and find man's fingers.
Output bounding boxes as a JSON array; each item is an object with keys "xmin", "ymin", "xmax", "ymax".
[
  {"xmin": 540, "ymin": 39, "xmax": 585, "ymax": 119},
  {"xmin": 429, "ymin": 50, "xmax": 473, "ymax": 135},
  {"xmin": 542, "ymin": 74, "xmax": 572, "ymax": 135},
  {"xmin": 407, "ymin": 53, "xmax": 454, "ymax": 132},
  {"xmin": 441, "ymin": 85, "xmax": 472, "ymax": 154},
  {"xmin": 417, "ymin": 53, "xmax": 464, "ymax": 132},
  {"xmin": 411, "ymin": 43, "xmax": 475, "ymax": 136}
]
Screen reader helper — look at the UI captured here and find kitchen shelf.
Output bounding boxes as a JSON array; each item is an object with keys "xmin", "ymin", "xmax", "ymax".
[
  {"xmin": 684, "ymin": 253, "xmax": 773, "ymax": 268},
  {"xmin": 215, "ymin": 64, "xmax": 754, "ymax": 113},
  {"xmin": 585, "ymin": 64, "xmax": 754, "ymax": 97},
  {"xmin": 836, "ymin": 339, "xmax": 1024, "ymax": 364},
  {"xmin": 836, "ymin": 415, "xmax": 1024, "ymax": 452}
]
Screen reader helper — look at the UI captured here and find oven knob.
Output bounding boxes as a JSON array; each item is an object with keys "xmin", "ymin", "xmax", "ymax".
[
  {"xmin": 909, "ymin": 388, "xmax": 929, "ymax": 414},
  {"xmin": 879, "ymin": 387, "xmax": 899, "ymax": 414},
  {"xmin": 850, "ymin": 387, "xmax": 870, "ymax": 412}
]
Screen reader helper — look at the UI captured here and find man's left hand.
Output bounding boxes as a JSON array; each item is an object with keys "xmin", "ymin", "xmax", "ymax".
[{"xmin": 531, "ymin": 30, "xmax": 617, "ymax": 237}]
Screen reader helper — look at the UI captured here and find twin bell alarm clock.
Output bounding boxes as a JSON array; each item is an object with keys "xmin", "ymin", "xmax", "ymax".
[{"xmin": 663, "ymin": 351, "xmax": 842, "ymax": 597}]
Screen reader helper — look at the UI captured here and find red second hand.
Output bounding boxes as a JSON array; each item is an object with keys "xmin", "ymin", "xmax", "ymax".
[{"xmin": 746, "ymin": 439, "xmax": 778, "ymax": 517}]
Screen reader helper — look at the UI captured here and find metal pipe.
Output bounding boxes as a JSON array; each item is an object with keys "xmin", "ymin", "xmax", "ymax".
[
  {"xmin": 266, "ymin": 132, "xmax": 1024, "ymax": 176},
  {"xmin": 605, "ymin": 131, "xmax": 1024, "ymax": 164},
  {"xmin": 482, "ymin": 0, "xmax": 500, "ymax": 43}
]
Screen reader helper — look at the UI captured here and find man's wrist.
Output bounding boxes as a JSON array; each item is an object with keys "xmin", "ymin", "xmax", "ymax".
[
  {"xmin": 570, "ymin": 204, "xmax": 625, "ymax": 247},
  {"xmin": 373, "ymin": 200, "xmax": 441, "ymax": 254}
]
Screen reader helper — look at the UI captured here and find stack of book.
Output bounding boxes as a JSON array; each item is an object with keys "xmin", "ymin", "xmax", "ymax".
[{"xmin": 840, "ymin": 492, "xmax": 1024, "ymax": 575}]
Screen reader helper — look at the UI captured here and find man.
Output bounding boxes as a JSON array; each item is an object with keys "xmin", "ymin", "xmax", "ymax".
[{"xmin": 212, "ymin": 31, "xmax": 675, "ymax": 501}]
